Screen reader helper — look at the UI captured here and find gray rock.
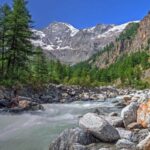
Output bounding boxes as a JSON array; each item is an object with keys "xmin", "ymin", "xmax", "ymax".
[
  {"xmin": 79, "ymin": 113, "xmax": 120, "ymax": 142},
  {"xmin": 116, "ymin": 128, "xmax": 132, "ymax": 140},
  {"xmin": 70, "ymin": 143, "xmax": 87, "ymax": 150},
  {"xmin": 136, "ymin": 134, "xmax": 150, "ymax": 150},
  {"xmin": 49, "ymin": 128, "xmax": 99, "ymax": 150},
  {"xmin": 116, "ymin": 139, "xmax": 136, "ymax": 150},
  {"xmin": 121, "ymin": 102, "xmax": 139, "ymax": 127},
  {"xmin": 104, "ymin": 116, "xmax": 124, "ymax": 127},
  {"xmin": 131, "ymin": 129, "xmax": 149, "ymax": 143}
]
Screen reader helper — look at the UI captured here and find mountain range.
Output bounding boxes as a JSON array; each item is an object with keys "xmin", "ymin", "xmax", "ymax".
[{"xmin": 32, "ymin": 21, "xmax": 138, "ymax": 64}]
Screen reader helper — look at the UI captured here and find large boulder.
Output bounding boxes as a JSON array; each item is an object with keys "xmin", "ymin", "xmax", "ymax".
[
  {"xmin": 121, "ymin": 102, "xmax": 139, "ymax": 127},
  {"xmin": 137, "ymin": 134, "xmax": 150, "ymax": 150},
  {"xmin": 49, "ymin": 128, "xmax": 99, "ymax": 150},
  {"xmin": 116, "ymin": 139, "xmax": 136, "ymax": 150},
  {"xmin": 79, "ymin": 113, "xmax": 120, "ymax": 142},
  {"xmin": 137, "ymin": 100, "xmax": 150, "ymax": 128}
]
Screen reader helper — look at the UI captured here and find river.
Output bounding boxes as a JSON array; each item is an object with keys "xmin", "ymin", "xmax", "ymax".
[{"xmin": 0, "ymin": 99, "xmax": 120, "ymax": 150}]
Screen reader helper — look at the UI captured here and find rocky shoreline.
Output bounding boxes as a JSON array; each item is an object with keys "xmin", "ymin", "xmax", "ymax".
[
  {"xmin": 1, "ymin": 84, "xmax": 150, "ymax": 149},
  {"xmin": 45, "ymin": 85, "xmax": 150, "ymax": 150},
  {"xmin": 0, "ymin": 84, "xmax": 122, "ymax": 113},
  {"xmin": 49, "ymin": 99, "xmax": 150, "ymax": 150}
]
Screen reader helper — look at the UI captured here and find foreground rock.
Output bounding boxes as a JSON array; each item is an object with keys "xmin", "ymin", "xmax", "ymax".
[
  {"xmin": 79, "ymin": 113, "xmax": 120, "ymax": 142},
  {"xmin": 116, "ymin": 128, "xmax": 132, "ymax": 140},
  {"xmin": 137, "ymin": 134, "xmax": 150, "ymax": 150},
  {"xmin": 131, "ymin": 129, "xmax": 149, "ymax": 143},
  {"xmin": 49, "ymin": 128, "xmax": 99, "ymax": 150},
  {"xmin": 104, "ymin": 116, "xmax": 124, "ymax": 127},
  {"xmin": 137, "ymin": 100, "xmax": 150, "ymax": 128},
  {"xmin": 121, "ymin": 102, "xmax": 139, "ymax": 127},
  {"xmin": 116, "ymin": 139, "xmax": 136, "ymax": 150}
]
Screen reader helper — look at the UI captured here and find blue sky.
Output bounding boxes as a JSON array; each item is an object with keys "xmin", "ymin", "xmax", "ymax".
[{"xmin": 1, "ymin": 0, "xmax": 150, "ymax": 29}]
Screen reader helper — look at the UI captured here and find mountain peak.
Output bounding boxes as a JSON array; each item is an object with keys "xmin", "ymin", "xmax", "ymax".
[{"xmin": 46, "ymin": 22, "xmax": 79, "ymax": 37}]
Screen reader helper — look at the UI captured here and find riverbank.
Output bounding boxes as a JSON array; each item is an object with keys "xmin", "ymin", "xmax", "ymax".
[
  {"xmin": 0, "ymin": 84, "xmax": 150, "ymax": 113},
  {"xmin": 1, "ymin": 84, "xmax": 150, "ymax": 149},
  {"xmin": 48, "ymin": 86, "xmax": 150, "ymax": 150},
  {"xmin": 0, "ymin": 84, "xmax": 150, "ymax": 104}
]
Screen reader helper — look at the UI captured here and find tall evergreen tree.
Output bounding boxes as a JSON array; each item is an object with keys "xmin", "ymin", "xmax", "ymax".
[
  {"xmin": 6, "ymin": 0, "xmax": 33, "ymax": 79},
  {"xmin": 0, "ymin": 4, "xmax": 11, "ymax": 77},
  {"xmin": 34, "ymin": 47, "xmax": 49, "ymax": 83}
]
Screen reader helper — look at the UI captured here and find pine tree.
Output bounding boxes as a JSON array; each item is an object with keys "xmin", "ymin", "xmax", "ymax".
[
  {"xmin": 34, "ymin": 47, "xmax": 49, "ymax": 83},
  {"xmin": 6, "ymin": 0, "xmax": 33, "ymax": 79},
  {"xmin": 0, "ymin": 4, "xmax": 11, "ymax": 77}
]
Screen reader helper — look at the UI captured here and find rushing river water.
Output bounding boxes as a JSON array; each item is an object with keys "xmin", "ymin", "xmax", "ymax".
[{"xmin": 0, "ymin": 100, "xmax": 120, "ymax": 150}]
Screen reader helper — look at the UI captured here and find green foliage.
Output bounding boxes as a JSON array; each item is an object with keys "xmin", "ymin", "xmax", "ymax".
[
  {"xmin": 89, "ymin": 23, "xmax": 139, "ymax": 65},
  {"xmin": 0, "ymin": 4, "xmax": 11, "ymax": 77},
  {"xmin": 32, "ymin": 47, "xmax": 49, "ymax": 84},
  {"xmin": 6, "ymin": 0, "xmax": 33, "ymax": 77},
  {"xmin": 0, "ymin": 0, "xmax": 33, "ymax": 83},
  {"xmin": 0, "ymin": 1, "xmax": 149, "ymax": 90},
  {"xmin": 55, "ymin": 51, "xmax": 150, "ymax": 88},
  {"xmin": 116, "ymin": 23, "xmax": 139, "ymax": 41},
  {"xmin": 88, "ymin": 42, "xmax": 115, "ymax": 63}
]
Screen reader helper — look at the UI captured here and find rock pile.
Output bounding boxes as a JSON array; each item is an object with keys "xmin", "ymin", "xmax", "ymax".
[{"xmin": 50, "ymin": 91, "xmax": 150, "ymax": 150}]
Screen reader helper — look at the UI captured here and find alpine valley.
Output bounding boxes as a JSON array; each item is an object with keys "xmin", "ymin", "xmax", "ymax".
[{"xmin": 30, "ymin": 12, "xmax": 150, "ymax": 88}]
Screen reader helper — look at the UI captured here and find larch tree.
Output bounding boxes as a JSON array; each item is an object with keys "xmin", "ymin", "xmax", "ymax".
[
  {"xmin": 6, "ymin": 0, "xmax": 33, "ymax": 79},
  {"xmin": 0, "ymin": 4, "xmax": 11, "ymax": 77},
  {"xmin": 34, "ymin": 47, "xmax": 49, "ymax": 83}
]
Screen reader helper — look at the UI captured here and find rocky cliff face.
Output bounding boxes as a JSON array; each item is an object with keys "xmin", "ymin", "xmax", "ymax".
[
  {"xmin": 90, "ymin": 23, "xmax": 140, "ymax": 68},
  {"xmin": 89, "ymin": 12, "xmax": 150, "ymax": 69},
  {"xmin": 131, "ymin": 13, "xmax": 150, "ymax": 52},
  {"xmin": 32, "ymin": 22, "xmax": 133, "ymax": 64},
  {"xmin": 90, "ymin": 12, "xmax": 150, "ymax": 69}
]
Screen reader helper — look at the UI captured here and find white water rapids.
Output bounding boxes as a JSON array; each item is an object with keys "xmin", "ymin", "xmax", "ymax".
[{"xmin": 0, "ymin": 100, "xmax": 119, "ymax": 150}]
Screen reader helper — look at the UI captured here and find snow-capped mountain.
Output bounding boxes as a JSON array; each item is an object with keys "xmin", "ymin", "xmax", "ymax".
[{"xmin": 32, "ymin": 21, "xmax": 137, "ymax": 64}]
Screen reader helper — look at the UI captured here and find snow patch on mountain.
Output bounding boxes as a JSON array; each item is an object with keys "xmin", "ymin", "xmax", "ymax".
[
  {"xmin": 62, "ymin": 23, "xmax": 79, "ymax": 36},
  {"xmin": 32, "ymin": 29, "xmax": 45, "ymax": 38},
  {"xmin": 96, "ymin": 21, "xmax": 139, "ymax": 39}
]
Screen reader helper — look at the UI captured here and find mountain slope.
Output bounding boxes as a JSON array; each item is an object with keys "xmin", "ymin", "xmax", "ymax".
[
  {"xmin": 32, "ymin": 21, "xmax": 136, "ymax": 64},
  {"xmin": 88, "ymin": 13, "xmax": 150, "ymax": 69}
]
